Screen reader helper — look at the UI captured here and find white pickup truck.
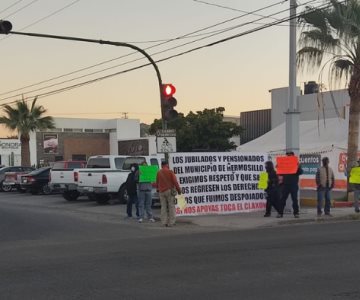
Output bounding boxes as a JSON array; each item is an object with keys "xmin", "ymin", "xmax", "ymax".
[
  {"xmin": 49, "ymin": 160, "xmax": 86, "ymax": 201},
  {"xmin": 77, "ymin": 155, "xmax": 164, "ymax": 204}
]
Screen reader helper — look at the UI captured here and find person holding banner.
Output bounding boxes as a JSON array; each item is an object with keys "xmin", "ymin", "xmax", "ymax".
[
  {"xmin": 349, "ymin": 159, "xmax": 360, "ymax": 213},
  {"xmin": 315, "ymin": 157, "xmax": 335, "ymax": 216},
  {"xmin": 156, "ymin": 161, "xmax": 181, "ymax": 227},
  {"xmin": 263, "ymin": 161, "xmax": 282, "ymax": 218},
  {"xmin": 124, "ymin": 163, "xmax": 140, "ymax": 219},
  {"xmin": 136, "ymin": 162, "xmax": 155, "ymax": 223},
  {"xmin": 278, "ymin": 151, "xmax": 303, "ymax": 218}
]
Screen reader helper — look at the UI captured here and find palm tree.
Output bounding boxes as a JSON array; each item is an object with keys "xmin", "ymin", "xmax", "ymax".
[
  {"xmin": 298, "ymin": 0, "xmax": 360, "ymax": 184},
  {"xmin": 0, "ymin": 96, "xmax": 55, "ymax": 166}
]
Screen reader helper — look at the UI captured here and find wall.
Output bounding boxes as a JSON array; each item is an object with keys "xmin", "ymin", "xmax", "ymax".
[
  {"xmin": 36, "ymin": 132, "xmax": 109, "ymax": 165},
  {"xmin": 0, "ymin": 139, "xmax": 21, "ymax": 166},
  {"xmin": 240, "ymin": 109, "xmax": 271, "ymax": 145},
  {"xmin": 271, "ymin": 87, "xmax": 348, "ymax": 129}
]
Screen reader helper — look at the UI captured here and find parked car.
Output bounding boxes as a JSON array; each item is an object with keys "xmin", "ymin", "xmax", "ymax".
[
  {"xmin": 2, "ymin": 167, "xmax": 36, "ymax": 192},
  {"xmin": 49, "ymin": 160, "xmax": 86, "ymax": 201},
  {"xmin": 77, "ymin": 155, "xmax": 164, "ymax": 204},
  {"xmin": 20, "ymin": 167, "xmax": 52, "ymax": 195},
  {"xmin": 0, "ymin": 166, "xmax": 35, "ymax": 192}
]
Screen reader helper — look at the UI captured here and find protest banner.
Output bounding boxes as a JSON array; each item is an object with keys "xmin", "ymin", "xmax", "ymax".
[
  {"xmin": 276, "ymin": 155, "xmax": 299, "ymax": 174},
  {"xmin": 169, "ymin": 152, "xmax": 267, "ymax": 216},
  {"xmin": 139, "ymin": 165, "xmax": 159, "ymax": 183}
]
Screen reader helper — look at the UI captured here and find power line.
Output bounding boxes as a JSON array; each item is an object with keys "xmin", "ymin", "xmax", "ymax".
[
  {"xmin": 193, "ymin": 0, "xmax": 283, "ymax": 21},
  {"xmin": 0, "ymin": 0, "xmax": 82, "ymax": 42},
  {"xmin": 0, "ymin": 0, "xmax": 26, "ymax": 15},
  {"xmin": 0, "ymin": 0, "xmax": 334, "ymax": 107},
  {"xmin": 0, "ymin": 0, "xmax": 287, "ymax": 98},
  {"xmin": 2, "ymin": 0, "xmax": 41, "ymax": 19}
]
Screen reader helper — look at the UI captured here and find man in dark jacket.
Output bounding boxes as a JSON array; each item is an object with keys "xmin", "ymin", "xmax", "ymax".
[
  {"xmin": 279, "ymin": 152, "xmax": 303, "ymax": 218},
  {"xmin": 124, "ymin": 163, "xmax": 139, "ymax": 218}
]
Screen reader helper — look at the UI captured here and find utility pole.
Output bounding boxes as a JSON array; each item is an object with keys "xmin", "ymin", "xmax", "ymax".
[
  {"xmin": 284, "ymin": 0, "xmax": 301, "ymax": 213},
  {"xmin": 286, "ymin": 0, "xmax": 300, "ymax": 155}
]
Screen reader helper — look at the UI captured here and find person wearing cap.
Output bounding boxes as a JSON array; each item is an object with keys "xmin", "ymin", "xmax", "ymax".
[
  {"xmin": 315, "ymin": 157, "xmax": 335, "ymax": 216},
  {"xmin": 156, "ymin": 161, "xmax": 181, "ymax": 227},
  {"xmin": 278, "ymin": 151, "xmax": 303, "ymax": 218},
  {"xmin": 350, "ymin": 159, "xmax": 360, "ymax": 213}
]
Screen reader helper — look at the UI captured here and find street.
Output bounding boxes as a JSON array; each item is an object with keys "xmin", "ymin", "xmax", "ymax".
[{"xmin": 1, "ymin": 192, "xmax": 360, "ymax": 300}]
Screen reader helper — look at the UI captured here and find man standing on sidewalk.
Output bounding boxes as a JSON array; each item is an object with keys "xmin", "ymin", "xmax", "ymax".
[
  {"xmin": 315, "ymin": 157, "xmax": 335, "ymax": 217},
  {"xmin": 156, "ymin": 161, "xmax": 181, "ymax": 227},
  {"xmin": 279, "ymin": 151, "xmax": 303, "ymax": 218}
]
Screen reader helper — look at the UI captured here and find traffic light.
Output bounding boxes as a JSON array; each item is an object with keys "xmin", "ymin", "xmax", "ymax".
[
  {"xmin": 161, "ymin": 83, "xmax": 178, "ymax": 121},
  {"xmin": 0, "ymin": 20, "xmax": 12, "ymax": 34}
]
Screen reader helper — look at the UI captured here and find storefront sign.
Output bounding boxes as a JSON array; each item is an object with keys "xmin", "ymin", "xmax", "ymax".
[{"xmin": 43, "ymin": 134, "xmax": 58, "ymax": 154}]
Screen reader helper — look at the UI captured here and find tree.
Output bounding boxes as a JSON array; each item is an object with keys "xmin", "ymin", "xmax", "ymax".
[
  {"xmin": 149, "ymin": 107, "xmax": 242, "ymax": 152},
  {"xmin": 0, "ymin": 96, "xmax": 55, "ymax": 166},
  {"xmin": 298, "ymin": 0, "xmax": 360, "ymax": 182}
]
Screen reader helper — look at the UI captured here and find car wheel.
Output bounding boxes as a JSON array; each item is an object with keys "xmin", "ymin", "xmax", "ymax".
[
  {"xmin": 63, "ymin": 190, "xmax": 80, "ymax": 201},
  {"xmin": 42, "ymin": 184, "xmax": 52, "ymax": 195},
  {"xmin": 95, "ymin": 194, "xmax": 110, "ymax": 204},
  {"xmin": 118, "ymin": 185, "xmax": 128, "ymax": 204},
  {"xmin": 2, "ymin": 184, "xmax": 12, "ymax": 192}
]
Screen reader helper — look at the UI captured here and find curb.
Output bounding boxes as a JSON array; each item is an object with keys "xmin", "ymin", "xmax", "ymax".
[{"xmin": 301, "ymin": 198, "xmax": 354, "ymax": 208}]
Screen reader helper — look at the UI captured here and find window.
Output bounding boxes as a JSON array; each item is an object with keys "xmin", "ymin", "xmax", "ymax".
[
  {"xmin": 115, "ymin": 157, "xmax": 125, "ymax": 169},
  {"xmin": 72, "ymin": 154, "xmax": 86, "ymax": 161},
  {"xmin": 122, "ymin": 157, "xmax": 146, "ymax": 170},
  {"xmin": 67, "ymin": 162, "xmax": 85, "ymax": 169},
  {"xmin": 86, "ymin": 158, "xmax": 110, "ymax": 168},
  {"xmin": 52, "ymin": 162, "xmax": 65, "ymax": 169},
  {"xmin": 150, "ymin": 158, "xmax": 159, "ymax": 167}
]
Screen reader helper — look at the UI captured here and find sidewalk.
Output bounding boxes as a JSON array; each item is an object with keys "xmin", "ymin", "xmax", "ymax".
[{"xmin": 175, "ymin": 206, "xmax": 360, "ymax": 230}]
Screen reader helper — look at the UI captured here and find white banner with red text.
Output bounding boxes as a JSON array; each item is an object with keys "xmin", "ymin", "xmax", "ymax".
[{"xmin": 169, "ymin": 152, "xmax": 267, "ymax": 216}]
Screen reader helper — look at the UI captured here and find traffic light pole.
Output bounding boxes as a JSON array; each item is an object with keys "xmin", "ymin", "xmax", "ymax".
[{"xmin": 0, "ymin": 22, "xmax": 167, "ymax": 130}]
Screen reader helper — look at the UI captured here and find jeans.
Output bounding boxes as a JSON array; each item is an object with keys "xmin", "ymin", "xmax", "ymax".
[
  {"xmin": 160, "ymin": 189, "xmax": 176, "ymax": 226},
  {"xmin": 126, "ymin": 194, "xmax": 139, "ymax": 217},
  {"xmin": 354, "ymin": 190, "xmax": 360, "ymax": 210},
  {"xmin": 317, "ymin": 187, "xmax": 331, "ymax": 214},
  {"xmin": 138, "ymin": 190, "xmax": 153, "ymax": 219},
  {"xmin": 280, "ymin": 184, "xmax": 299, "ymax": 215}
]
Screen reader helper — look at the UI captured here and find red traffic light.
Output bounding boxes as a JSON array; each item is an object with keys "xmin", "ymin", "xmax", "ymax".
[
  {"xmin": 162, "ymin": 84, "xmax": 176, "ymax": 97},
  {"xmin": 0, "ymin": 20, "xmax": 12, "ymax": 34}
]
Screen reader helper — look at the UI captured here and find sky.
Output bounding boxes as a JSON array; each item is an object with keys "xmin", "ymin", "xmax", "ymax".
[{"xmin": 0, "ymin": 0, "xmax": 321, "ymax": 137}]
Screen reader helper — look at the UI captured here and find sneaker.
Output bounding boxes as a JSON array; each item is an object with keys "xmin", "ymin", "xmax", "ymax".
[
  {"xmin": 276, "ymin": 214, "xmax": 283, "ymax": 218},
  {"xmin": 264, "ymin": 213, "xmax": 271, "ymax": 217},
  {"xmin": 355, "ymin": 208, "xmax": 360, "ymax": 213},
  {"xmin": 317, "ymin": 212, "xmax": 322, "ymax": 217},
  {"xmin": 294, "ymin": 214, "xmax": 300, "ymax": 218},
  {"xmin": 149, "ymin": 218, "xmax": 155, "ymax": 223},
  {"xmin": 138, "ymin": 218, "xmax": 143, "ymax": 223}
]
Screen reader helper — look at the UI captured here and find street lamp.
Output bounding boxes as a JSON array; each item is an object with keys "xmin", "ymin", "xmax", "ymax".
[{"xmin": 0, "ymin": 20, "xmax": 168, "ymax": 130}]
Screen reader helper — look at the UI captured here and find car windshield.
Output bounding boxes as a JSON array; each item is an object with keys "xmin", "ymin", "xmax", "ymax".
[{"xmin": 86, "ymin": 158, "xmax": 110, "ymax": 168}]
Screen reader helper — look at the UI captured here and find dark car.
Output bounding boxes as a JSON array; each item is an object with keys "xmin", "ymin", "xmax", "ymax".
[
  {"xmin": 0, "ymin": 166, "xmax": 36, "ymax": 192},
  {"xmin": 20, "ymin": 167, "xmax": 52, "ymax": 195}
]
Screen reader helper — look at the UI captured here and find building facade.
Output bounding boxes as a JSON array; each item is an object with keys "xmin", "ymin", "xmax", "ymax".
[{"xmin": 240, "ymin": 109, "xmax": 271, "ymax": 145}]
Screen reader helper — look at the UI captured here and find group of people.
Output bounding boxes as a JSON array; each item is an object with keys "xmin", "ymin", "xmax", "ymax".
[
  {"xmin": 124, "ymin": 160, "xmax": 181, "ymax": 227},
  {"xmin": 263, "ymin": 152, "xmax": 303, "ymax": 218},
  {"xmin": 264, "ymin": 152, "xmax": 342, "ymax": 218}
]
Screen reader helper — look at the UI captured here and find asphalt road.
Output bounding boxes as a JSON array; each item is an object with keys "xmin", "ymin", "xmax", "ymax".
[{"xmin": 1, "ymin": 192, "xmax": 360, "ymax": 300}]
